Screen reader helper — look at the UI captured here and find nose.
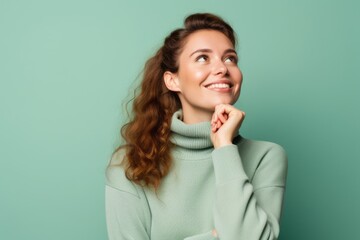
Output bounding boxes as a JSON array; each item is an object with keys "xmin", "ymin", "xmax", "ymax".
[{"xmin": 213, "ymin": 59, "xmax": 228, "ymax": 75}]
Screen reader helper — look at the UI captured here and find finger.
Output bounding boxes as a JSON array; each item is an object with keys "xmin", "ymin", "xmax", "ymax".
[
  {"xmin": 216, "ymin": 119, "xmax": 222, "ymax": 129},
  {"xmin": 212, "ymin": 125, "xmax": 219, "ymax": 133},
  {"xmin": 212, "ymin": 229, "xmax": 218, "ymax": 237},
  {"xmin": 217, "ymin": 111, "xmax": 227, "ymax": 123},
  {"xmin": 211, "ymin": 112, "xmax": 218, "ymax": 125},
  {"xmin": 211, "ymin": 125, "xmax": 217, "ymax": 133},
  {"xmin": 215, "ymin": 103, "xmax": 232, "ymax": 114},
  {"xmin": 214, "ymin": 105, "xmax": 228, "ymax": 123},
  {"xmin": 211, "ymin": 120, "xmax": 218, "ymax": 132},
  {"xmin": 212, "ymin": 119, "xmax": 218, "ymax": 129}
]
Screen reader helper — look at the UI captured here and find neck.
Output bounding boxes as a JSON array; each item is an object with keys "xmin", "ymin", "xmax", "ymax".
[{"xmin": 170, "ymin": 110, "xmax": 214, "ymax": 159}]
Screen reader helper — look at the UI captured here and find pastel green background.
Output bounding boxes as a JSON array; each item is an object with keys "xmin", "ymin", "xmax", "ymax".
[{"xmin": 1, "ymin": 0, "xmax": 359, "ymax": 239}]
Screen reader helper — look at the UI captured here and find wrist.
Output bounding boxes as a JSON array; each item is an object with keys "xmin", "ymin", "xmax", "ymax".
[{"xmin": 213, "ymin": 140, "xmax": 233, "ymax": 149}]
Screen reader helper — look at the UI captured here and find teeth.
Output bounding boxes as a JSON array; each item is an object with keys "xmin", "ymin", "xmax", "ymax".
[{"xmin": 207, "ymin": 83, "xmax": 230, "ymax": 89}]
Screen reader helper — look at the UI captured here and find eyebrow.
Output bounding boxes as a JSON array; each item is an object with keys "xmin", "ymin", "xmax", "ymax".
[{"xmin": 189, "ymin": 48, "xmax": 237, "ymax": 57}]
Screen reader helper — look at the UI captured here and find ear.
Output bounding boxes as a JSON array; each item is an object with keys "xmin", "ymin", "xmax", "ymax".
[{"xmin": 163, "ymin": 71, "xmax": 181, "ymax": 92}]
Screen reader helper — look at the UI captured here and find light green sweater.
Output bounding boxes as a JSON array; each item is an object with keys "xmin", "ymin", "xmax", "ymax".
[{"xmin": 106, "ymin": 111, "xmax": 288, "ymax": 240}]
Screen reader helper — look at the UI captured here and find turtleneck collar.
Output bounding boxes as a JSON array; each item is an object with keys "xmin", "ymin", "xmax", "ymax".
[{"xmin": 170, "ymin": 110, "xmax": 214, "ymax": 160}]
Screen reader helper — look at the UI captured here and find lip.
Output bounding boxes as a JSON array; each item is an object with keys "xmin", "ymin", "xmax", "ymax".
[{"xmin": 204, "ymin": 79, "xmax": 233, "ymax": 89}]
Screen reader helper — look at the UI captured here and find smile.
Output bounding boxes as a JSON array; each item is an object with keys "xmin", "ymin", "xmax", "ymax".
[{"xmin": 206, "ymin": 83, "xmax": 231, "ymax": 89}]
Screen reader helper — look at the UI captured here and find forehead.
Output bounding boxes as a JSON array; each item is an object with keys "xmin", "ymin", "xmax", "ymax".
[{"xmin": 181, "ymin": 30, "xmax": 234, "ymax": 54}]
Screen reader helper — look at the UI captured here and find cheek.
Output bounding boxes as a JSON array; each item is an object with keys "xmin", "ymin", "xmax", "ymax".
[
  {"xmin": 194, "ymin": 70, "xmax": 207, "ymax": 81},
  {"xmin": 233, "ymin": 69, "xmax": 243, "ymax": 93},
  {"xmin": 234, "ymin": 69, "xmax": 243, "ymax": 84},
  {"xmin": 180, "ymin": 67, "xmax": 207, "ymax": 84},
  {"xmin": 193, "ymin": 65, "xmax": 211, "ymax": 80}
]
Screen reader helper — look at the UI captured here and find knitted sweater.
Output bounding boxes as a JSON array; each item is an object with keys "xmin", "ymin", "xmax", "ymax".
[{"xmin": 105, "ymin": 111, "xmax": 288, "ymax": 240}]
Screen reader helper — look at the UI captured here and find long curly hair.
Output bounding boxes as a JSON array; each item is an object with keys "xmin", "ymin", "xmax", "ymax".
[{"xmin": 113, "ymin": 13, "xmax": 236, "ymax": 190}]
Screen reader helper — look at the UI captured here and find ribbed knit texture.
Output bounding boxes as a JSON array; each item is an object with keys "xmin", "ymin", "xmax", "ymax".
[
  {"xmin": 170, "ymin": 110, "xmax": 214, "ymax": 160},
  {"xmin": 106, "ymin": 110, "xmax": 288, "ymax": 240}
]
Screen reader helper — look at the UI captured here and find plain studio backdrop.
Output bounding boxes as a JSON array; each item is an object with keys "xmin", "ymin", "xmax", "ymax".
[{"xmin": 0, "ymin": 0, "xmax": 359, "ymax": 239}]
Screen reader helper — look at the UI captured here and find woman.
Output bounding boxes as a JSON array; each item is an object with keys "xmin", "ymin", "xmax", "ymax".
[{"xmin": 106, "ymin": 13, "xmax": 287, "ymax": 240}]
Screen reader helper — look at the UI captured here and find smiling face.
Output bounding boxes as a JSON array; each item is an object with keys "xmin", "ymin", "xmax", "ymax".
[{"xmin": 164, "ymin": 30, "xmax": 243, "ymax": 124}]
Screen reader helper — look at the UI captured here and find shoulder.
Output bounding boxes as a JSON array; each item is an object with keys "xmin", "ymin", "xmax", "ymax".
[
  {"xmin": 105, "ymin": 149, "xmax": 142, "ymax": 198},
  {"xmin": 234, "ymin": 136, "xmax": 288, "ymax": 187},
  {"xmin": 237, "ymin": 137, "xmax": 286, "ymax": 157},
  {"xmin": 236, "ymin": 136, "xmax": 287, "ymax": 161},
  {"xmin": 105, "ymin": 150, "xmax": 152, "ymax": 236}
]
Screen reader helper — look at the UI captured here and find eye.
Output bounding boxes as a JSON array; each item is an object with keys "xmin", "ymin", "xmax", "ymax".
[
  {"xmin": 224, "ymin": 55, "xmax": 238, "ymax": 64},
  {"xmin": 196, "ymin": 55, "xmax": 208, "ymax": 62}
]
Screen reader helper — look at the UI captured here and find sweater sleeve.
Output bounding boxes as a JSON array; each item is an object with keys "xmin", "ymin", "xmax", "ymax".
[
  {"xmin": 106, "ymin": 182, "xmax": 218, "ymax": 240},
  {"xmin": 105, "ymin": 158, "xmax": 152, "ymax": 240},
  {"xmin": 105, "ymin": 185, "xmax": 151, "ymax": 240},
  {"xmin": 211, "ymin": 144, "xmax": 288, "ymax": 240}
]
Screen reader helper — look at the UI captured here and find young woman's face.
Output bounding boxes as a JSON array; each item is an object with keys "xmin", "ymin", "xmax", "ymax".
[{"xmin": 170, "ymin": 30, "xmax": 242, "ymax": 122}]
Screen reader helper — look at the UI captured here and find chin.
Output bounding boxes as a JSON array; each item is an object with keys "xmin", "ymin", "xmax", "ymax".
[{"xmin": 211, "ymin": 98, "xmax": 238, "ymax": 107}]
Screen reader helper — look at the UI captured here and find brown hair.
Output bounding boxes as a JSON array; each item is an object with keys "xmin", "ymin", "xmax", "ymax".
[{"xmin": 113, "ymin": 13, "xmax": 237, "ymax": 190}]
